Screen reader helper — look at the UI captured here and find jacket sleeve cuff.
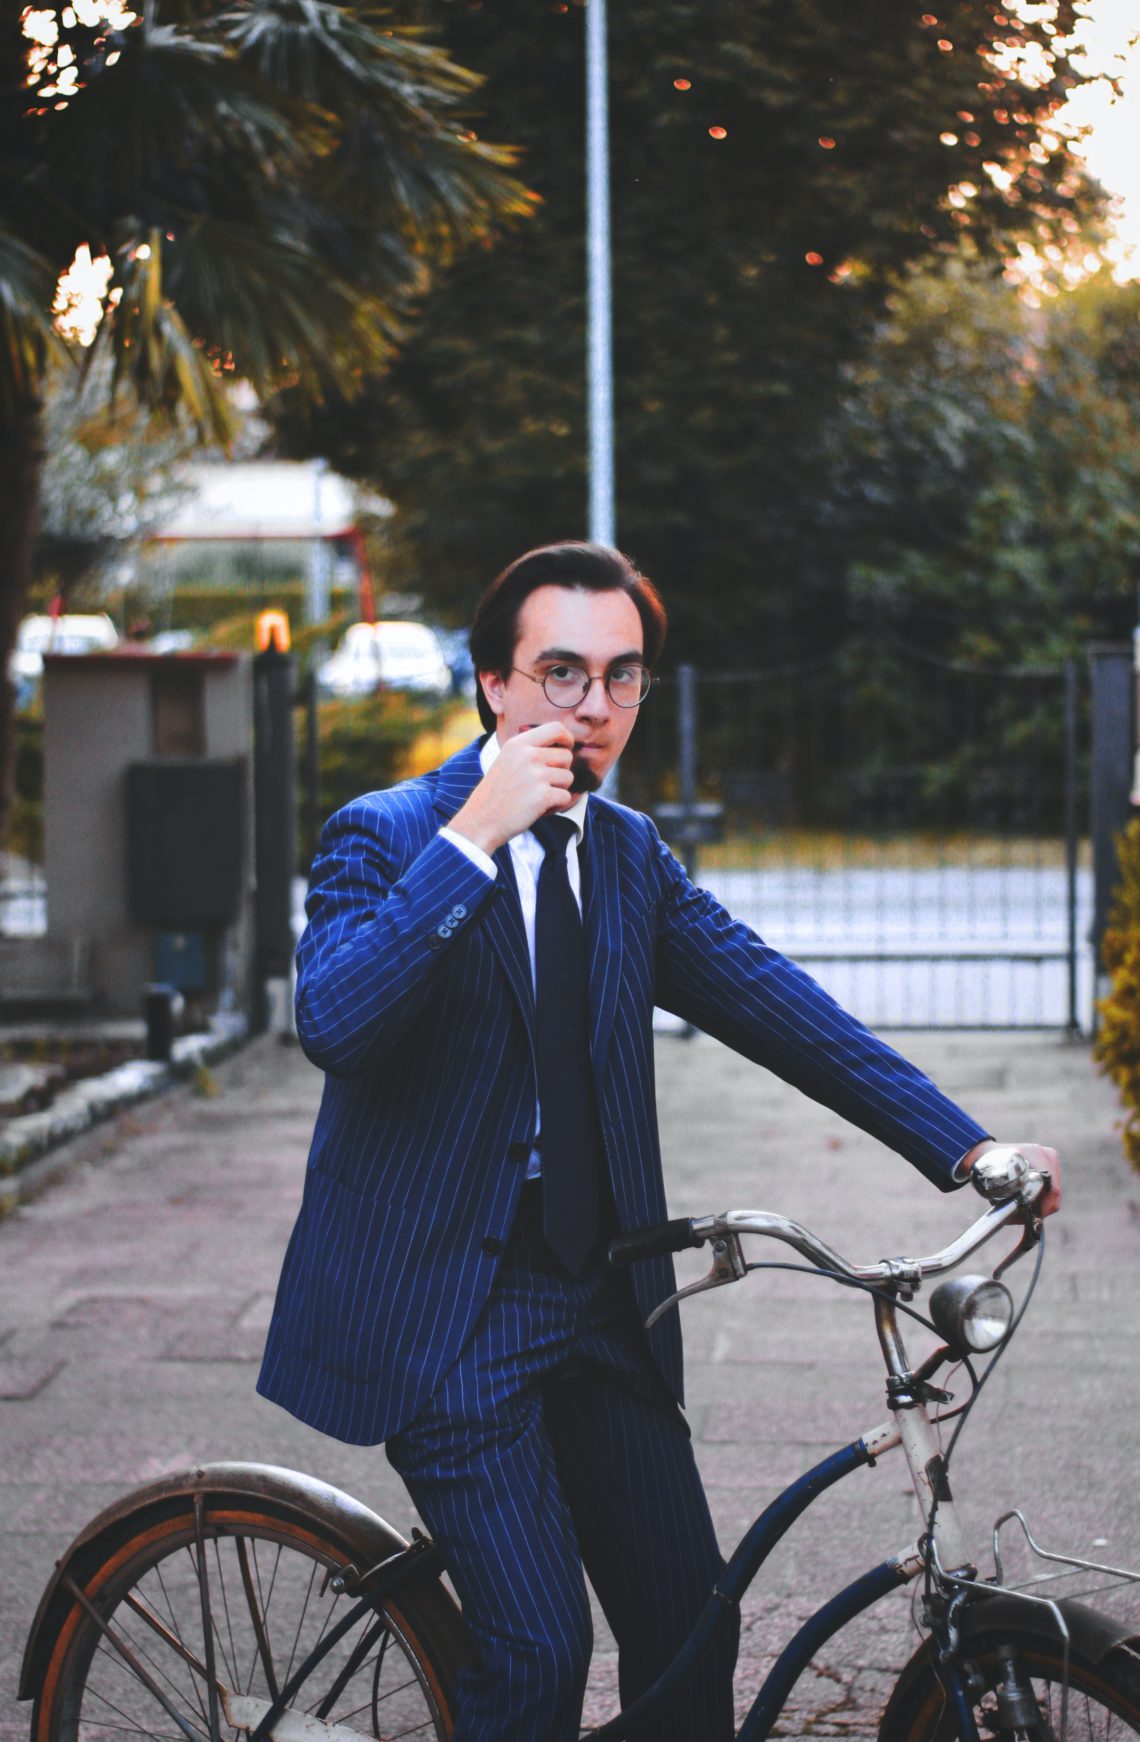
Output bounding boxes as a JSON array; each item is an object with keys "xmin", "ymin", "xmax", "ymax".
[
  {"xmin": 438, "ymin": 826, "xmax": 498, "ymax": 881},
  {"xmin": 950, "ymin": 1136, "xmax": 994, "ymax": 1183}
]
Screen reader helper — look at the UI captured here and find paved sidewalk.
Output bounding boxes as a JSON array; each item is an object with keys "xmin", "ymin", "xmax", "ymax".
[{"xmin": 1, "ymin": 1029, "xmax": 1137, "ymax": 1738}]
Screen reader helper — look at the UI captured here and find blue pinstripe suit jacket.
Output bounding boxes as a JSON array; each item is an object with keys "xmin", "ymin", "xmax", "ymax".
[{"xmin": 257, "ymin": 739, "xmax": 988, "ymax": 1446}]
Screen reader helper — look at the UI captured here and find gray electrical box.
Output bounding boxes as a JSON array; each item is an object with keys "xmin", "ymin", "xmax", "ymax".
[{"xmin": 34, "ymin": 651, "xmax": 255, "ymax": 1018}]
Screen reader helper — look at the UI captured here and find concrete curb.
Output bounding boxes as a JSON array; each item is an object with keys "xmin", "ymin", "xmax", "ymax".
[{"xmin": 0, "ymin": 1014, "xmax": 249, "ymax": 1212}]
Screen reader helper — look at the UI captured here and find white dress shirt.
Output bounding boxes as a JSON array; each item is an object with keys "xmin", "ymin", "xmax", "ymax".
[{"xmin": 439, "ymin": 733, "xmax": 589, "ymax": 1177}]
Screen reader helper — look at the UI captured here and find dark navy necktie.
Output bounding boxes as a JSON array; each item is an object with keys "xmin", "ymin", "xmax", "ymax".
[{"xmin": 531, "ymin": 814, "xmax": 601, "ymax": 1274}]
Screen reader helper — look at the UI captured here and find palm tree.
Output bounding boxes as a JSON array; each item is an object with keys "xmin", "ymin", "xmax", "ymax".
[{"xmin": 0, "ymin": 0, "xmax": 531, "ymax": 844}]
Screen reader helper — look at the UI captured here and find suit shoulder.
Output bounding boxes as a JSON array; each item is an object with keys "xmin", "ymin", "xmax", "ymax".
[
  {"xmin": 590, "ymin": 795, "xmax": 658, "ymax": 840},
  {"xmin": 324, "ymin": 772, "xmax": 438, "ymax": 841},
  {"xmin": 590, "ymin": 796, "xmax": 668, "ymax": 880}
]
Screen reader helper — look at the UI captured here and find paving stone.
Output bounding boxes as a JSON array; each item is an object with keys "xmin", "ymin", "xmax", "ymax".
[
  {"xmin": 0, "ymin": 1356, "xmax": 63, "ymax": 1401},
  {"xmin": 1, "ymin": 1028, "xmax": 1137, "ymax": 1740}
]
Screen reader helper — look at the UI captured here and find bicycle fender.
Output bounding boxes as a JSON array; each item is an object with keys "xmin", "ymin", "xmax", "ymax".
[
  {"xmin": 879, "ymin": 1592, "xmax": 1140, "ymax": 1741},
  {"xmin": 18, "ymin": 1460, "xmax": 457, "ymax": 1703}
]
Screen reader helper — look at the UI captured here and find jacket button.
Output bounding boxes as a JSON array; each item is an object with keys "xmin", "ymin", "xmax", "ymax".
[
  {"xmin": 452, "ymin": 903, "xmax": 468, "ymax": 919},
  {"xmin": 426, "ymin": 934, "xmax": 443, "ymax": 951},
  {"xmin": 482, "ymin": 1235, "xmax": 502, "ymax": 1257},
  {"xmin": 436, "ymin": 923, "xmax": 452, "ymax": 939},
  {"xmin": 507, "ymin": 1140, "xmax": 530, "ymax": 1163}
]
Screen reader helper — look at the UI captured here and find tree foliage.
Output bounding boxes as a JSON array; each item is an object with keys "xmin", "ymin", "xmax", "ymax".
[
  {"xmin": 268, "ymin": 0, "xmax": 1106, "ymax": 658},
  {"xmin": 1095, "ymin": 817, "xmax": 1140, "ymax": 1174},
  {"xmin": 0, "ymin": 0, "xmax": 529, "ymax": 846},
  {"xmin": 35, "ymin": 362, "xmax": 194, "ymax": 602},
  {"xmin": 825, "ymin": 268, "xmax": 1140, "ymax": 666}
]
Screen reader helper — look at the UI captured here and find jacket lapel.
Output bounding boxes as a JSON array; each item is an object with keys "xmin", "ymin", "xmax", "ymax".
[
  {"xmin": 482, "ymin": 844, "xmax": 536, "ymax": 1031},
  {"xmin": 431, "ymin": 739, "xmax": 535, "ymax": 1033},
  {"xmin": 430, "ymin": 739, "xmax": 485, "ymax": 820},
  {"xmin": 582, "ymin": 804, "xmax": 623, "ymax": 1084}
]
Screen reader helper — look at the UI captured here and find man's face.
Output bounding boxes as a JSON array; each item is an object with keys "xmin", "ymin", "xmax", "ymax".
[{"xmin": 480, "ymin": 585, "xmax": 646, "ymax": 791}]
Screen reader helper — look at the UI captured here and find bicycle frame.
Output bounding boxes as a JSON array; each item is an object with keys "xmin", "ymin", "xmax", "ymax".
[
  {"xmin": 231, "ymin": 1282, "xmax": 966, "ymax": 1742},
  {"xmin": 233, "ymin": 1263, "xmax": 995, "ymax": 1742},
  {"xmin": 585, "ymin": 1427, "xmax": 929, "ymax": 1740},
  {"xmin": 587, "ymin": 1289, "xmax": 993, "ymax": 1740}
]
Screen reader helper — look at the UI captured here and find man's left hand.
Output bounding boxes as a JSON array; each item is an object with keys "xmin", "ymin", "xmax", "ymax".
[{"xmin": 961, "ymin": 1139, "xmax": 1061, "ymax": 1217}]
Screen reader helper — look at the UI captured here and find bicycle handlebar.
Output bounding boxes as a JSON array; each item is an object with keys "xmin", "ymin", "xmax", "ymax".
[
  {"xmin": 608, "ymin": 1189, "xmax": 1039, "ymax": 1284},
  {"xmin": 608, "ymin": 1218, "xmax": 706, "ymax": 1265}
]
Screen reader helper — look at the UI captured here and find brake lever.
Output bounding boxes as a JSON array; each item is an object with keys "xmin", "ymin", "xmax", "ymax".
[
  {"xmin": 993, "ymin": 1215, "xmax": 1043, "ymax": 1281},
  {"xmin": 644, "ymin": 1233, "xmax": 747, "ymax": 1329}
]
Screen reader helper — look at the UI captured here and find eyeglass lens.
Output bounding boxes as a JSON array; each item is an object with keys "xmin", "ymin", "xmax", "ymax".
[{"xmin": 542, "ymin": 665, "xmax": 650, "ymax": 708}]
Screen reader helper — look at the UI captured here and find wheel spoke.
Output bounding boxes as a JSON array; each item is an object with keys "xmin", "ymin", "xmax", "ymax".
[
  {"xmin": 62, "ymin": 1574, "xmax": 205, "ymax": 1742},
  {"xmin": 46, "ymin": 1505, "xmax": 456, "ymax": 1742},
  {"xmin": 283, "ymin": 1558, "xmax": 320, "ymax": 1691},
  {"xmin": 111, "ymin": 1601, "xmax": 216, "ymax": 1720},
  {"xmin": 237, "ymin": 1535, "xmax": 281, "ymax": 1702},
  {"xmin": 121, "ymin": 1588, "xmax": 211, "ymax": 1681},
  {"xmin": 192, "ymin": 1496, "xmax": 223, "ymax": 1742},
  {"xmin": 77, "ymin": 1679, "xmax": 206, "ymax": 1742},
  {"xmin": 210, "ymin": 1536, "xmax": 242, "ymax": 1695},
  {"xmin": 315, "ymin": 1616, "xmax": 387, "ymax": 1719}
]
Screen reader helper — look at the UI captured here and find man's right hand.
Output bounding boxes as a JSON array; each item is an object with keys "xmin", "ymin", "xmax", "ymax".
[{"xmin": 447, "ymin": 724, "xmax": 575, "ymax": 856}]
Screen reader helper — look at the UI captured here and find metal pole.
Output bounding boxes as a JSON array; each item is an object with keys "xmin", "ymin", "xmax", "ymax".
[
  {"xmin": 676, "ymin": 663, "xmax": 698, "ymax": 1038},
  {"xmin": 587, "ymin": 0, "xmax": 620, "ymax": 800},
  {"xmin": 253, "ymin": 647, "xmax": 298, "ymax": 1034},
  {"xmin": 303, "ymin": 666, "xmax": 320, "ymax": 874},
  {"xmin": 586, "ymin": 0, "xmax": 614, "ymax": 550},
  {"xmin": 1063, "ymin": 660, "xmax": 1079, "ymax": 1035},
  {"xmin": 306, "ymin": 460, "xmax": 332, "ymax": 627},
  {"xmin": 677, "ymin": 663, "xmax": 698, "ymax": 881}
]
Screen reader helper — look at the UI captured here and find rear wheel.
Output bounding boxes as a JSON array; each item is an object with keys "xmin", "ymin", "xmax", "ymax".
[
  {"xmin": 880, "ymin": 1628, "xmax": 1140, "ymax": 1741},
  {"xmin": 34, "ymin": 1498, "xmax": 467, "ymax": 1742}
]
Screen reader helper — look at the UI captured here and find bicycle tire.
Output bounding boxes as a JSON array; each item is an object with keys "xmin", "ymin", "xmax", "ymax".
[
  {"xmin": 32, "ymin": 1493, "xmax": 469, "ymax": 1742},
  {"xmin": 880, "ymin": 1625, "xmax": 1140, "ymax": 1741}
]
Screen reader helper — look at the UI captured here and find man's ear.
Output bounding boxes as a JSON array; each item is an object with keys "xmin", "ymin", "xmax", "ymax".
[{"xmin": 480, "ymin": 670, "xmax": 507, "ymax": 717}]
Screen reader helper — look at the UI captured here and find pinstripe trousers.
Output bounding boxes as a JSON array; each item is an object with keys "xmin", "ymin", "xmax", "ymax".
[{"xmin": 386, "ymin": 1183, "xmax": 738, "ymax": 1742}]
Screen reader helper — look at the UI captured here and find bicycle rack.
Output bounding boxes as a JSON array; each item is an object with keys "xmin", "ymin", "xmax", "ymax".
[{"xmin": 991, "ymin": 1509, "xmax": 1140, "ymax": 1607}]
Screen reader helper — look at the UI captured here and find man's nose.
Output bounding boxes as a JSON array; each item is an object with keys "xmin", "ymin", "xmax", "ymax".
[{"xmin": 575, "ymin": 675, "xmax": 611, "ymax": 719}]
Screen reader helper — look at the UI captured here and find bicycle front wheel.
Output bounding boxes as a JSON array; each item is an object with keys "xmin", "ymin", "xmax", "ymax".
[
  {"xmin": 880, "ymin": 1627, "xmax": 1140, "ymax": 1741},
  {"xmin": 34, "ymin": 1495, "xmax": 467, "ymax": 1742}
]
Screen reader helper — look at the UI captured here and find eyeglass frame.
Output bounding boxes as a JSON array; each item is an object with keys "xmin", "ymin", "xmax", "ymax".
[{"xmin": 509, "ymin": 660, "xmax": 654, "ymax": 709}]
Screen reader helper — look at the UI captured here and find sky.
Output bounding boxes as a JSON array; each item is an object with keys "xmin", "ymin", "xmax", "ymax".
[
  {"xmin": 40, "ymin": 0, "xmax": 1140, "ymax": 338},
  {"xmin": 1062, "ymin": 0, "xmax": 1140, "ymax": 277}
]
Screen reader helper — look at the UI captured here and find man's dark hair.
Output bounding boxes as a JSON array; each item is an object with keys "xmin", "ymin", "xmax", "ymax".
[{"xmin": 469, "ymin": 542, "xmax": 668, "ymax": 731}]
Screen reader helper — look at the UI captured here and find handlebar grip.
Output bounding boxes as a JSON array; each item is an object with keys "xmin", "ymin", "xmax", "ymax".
[{"xmin": 608, "ymin": 1218, "xmax": 704, "ymax": 1266}]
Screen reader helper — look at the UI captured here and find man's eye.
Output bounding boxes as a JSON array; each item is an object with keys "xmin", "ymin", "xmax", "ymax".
[
  {"xmin": 610, "ymin": 666, "xmax": 638, "ymax": 683},
  {"xmin": 547, "ymin": 665, "xmax": 582, "ymax": 682}
]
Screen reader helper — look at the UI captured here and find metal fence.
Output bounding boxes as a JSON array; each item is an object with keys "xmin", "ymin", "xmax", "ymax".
[
  {"xmin": 620, "ymin": 638, "xmax": 1089, "ymax": 1030},
  {"xmin": 0, "ymin": 856, "xmax": 47, "ymax": 939}
]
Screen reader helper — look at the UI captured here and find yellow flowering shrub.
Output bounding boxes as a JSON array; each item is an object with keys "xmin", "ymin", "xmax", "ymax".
[{"xmin": 1094, "ymin": 816, "xmax": 1140, "ymax": 1172}]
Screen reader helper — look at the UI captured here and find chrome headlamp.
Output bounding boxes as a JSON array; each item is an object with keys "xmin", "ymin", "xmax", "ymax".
[{"xmin": 929, "ymin": 1274, "xmax": 1014, "ymax": 1355}]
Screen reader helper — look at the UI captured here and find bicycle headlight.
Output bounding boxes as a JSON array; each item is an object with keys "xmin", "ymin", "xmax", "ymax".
[{"xmin": 929, "ymin": 1274, "xmax": 1014, "ymax": 1354}]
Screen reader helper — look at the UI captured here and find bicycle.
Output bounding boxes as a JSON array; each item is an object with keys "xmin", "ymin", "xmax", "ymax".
[{"xmin": 18, "ymin": 1146, "xmax": 1140, "ymax": 1741}]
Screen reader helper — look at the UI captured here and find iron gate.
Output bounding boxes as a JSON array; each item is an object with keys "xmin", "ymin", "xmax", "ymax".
[{"xmin": 618, "ymin": 638, "xmax": 1089, "ymax": 1030}]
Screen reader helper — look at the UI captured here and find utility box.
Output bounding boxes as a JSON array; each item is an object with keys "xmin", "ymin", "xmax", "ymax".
[
  {"xmin": 39, "ymin": 651, "xmax": 255, "ymax": 1018},
  {"xmin": 125, "ymin": 760, "xmax": 245, "ymax": 926}
]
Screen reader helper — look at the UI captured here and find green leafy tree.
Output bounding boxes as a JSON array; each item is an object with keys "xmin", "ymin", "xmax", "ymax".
[
  {"xmin": 35, "ymin": 361, "xmax": 194, "ymax": 605},
  {"xmin": 0, "ymin": 0, "xmax": 529, "ymax": 845},
  {"xmin": 268, "ymin": 0, "xmax": 1104, "ymax": 657},
  {"xmin": 825, "ymin": 267, "xmax": 1140, "ymax": 667}
]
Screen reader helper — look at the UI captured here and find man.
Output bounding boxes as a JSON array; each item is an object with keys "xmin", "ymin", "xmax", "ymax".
[{"xmin": 259, "ymin": 541, "xmax": 1059, "ymax": 1742}]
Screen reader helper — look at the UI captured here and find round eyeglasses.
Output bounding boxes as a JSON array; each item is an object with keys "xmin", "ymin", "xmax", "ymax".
[{"xmin": 513, "ymin": 663, "xmax": 653, "ymax": 709}]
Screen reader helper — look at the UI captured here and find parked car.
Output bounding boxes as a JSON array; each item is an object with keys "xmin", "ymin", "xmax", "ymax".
[
  {"xmin": 317, "ymin": 620, "xmax": 451, "ymax": 701},
  {"xmin": 433, "ymin": 626, "xmax": 478, "ymax": 700},
  {"xmin": 8, "ymin": 613, "xmax": 119, "ymax": 709}
]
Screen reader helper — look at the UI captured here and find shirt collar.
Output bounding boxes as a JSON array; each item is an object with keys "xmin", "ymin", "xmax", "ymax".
[{"xmin": 480, "ymin": 732, "xmax": 589, "ymax": 843}]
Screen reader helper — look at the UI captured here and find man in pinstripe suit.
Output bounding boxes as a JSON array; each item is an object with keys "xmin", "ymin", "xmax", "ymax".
[{"xmin": 259, "ymin": 542, "xmax": 1059, "ymax": 1742}]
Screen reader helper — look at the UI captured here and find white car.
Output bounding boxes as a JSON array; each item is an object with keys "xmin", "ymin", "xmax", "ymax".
[
  {"xmin": 318, "ymin": 620, "xmax": 451, "ymax": 701},
  {"xmin": 9, "ymin": 613, "xmax": 119, "ymax": 706}
]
